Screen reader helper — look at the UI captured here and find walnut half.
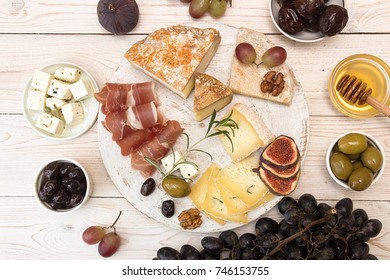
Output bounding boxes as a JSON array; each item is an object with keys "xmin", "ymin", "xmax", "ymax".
[
  {"xmin": 178, "ymin": 208, "xmax": 202, "ymax": 230},
  {"xmin": 260, "ymin": 71, "xmax": 285, "ymax": 97}
]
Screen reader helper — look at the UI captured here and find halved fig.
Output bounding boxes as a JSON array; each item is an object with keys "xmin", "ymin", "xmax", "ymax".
[
  {"xmin": 260, "ymin": 159, "xmax": 300, "ymax": 179},
  {"xmin": 258, "ymin": 167, "xmax": 300, "ymax": 195},
  {"xmin": 260, "ymin": 135, "xmax": 300, "ymax": 169}
]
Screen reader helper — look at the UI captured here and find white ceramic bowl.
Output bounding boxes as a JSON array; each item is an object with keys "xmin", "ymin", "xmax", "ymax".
[
  {"xmin": 325, "ymin": 131, "xmax": 385, "ymax": 190},
  {"xmin": 34, "ymin": 158, "xmax": 92, "ymax": 213},
  {"xmin": 23, "ymin": 62, "xmax": 100, "ymax": 141},
  {"xmin": 269, "ymin": 0, "xmax": 346, "ymax": 43}
]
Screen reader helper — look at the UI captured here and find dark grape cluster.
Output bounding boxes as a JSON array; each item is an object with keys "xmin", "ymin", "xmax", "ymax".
[
  {"xmin": 82, "ymin": 211, "xmax": 122, "ymax": 258},
  {"xmin": 153, "ymin": 194, "xmax": 382, "ymax": 260}
]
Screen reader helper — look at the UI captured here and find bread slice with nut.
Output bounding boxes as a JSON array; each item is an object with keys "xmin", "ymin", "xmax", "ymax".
[
  {"xmin": 229, "ymin": 28, "xmax": 299, "ymax": 105},
  {"xmin": 193, "ymin": 73, "xmax": 233, "ymax": 121}
]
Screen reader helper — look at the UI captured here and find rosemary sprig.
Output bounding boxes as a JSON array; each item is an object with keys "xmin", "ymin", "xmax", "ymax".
[{"xmin": 144, "ymin": 109, "xmax": 239, "ymax": 181}]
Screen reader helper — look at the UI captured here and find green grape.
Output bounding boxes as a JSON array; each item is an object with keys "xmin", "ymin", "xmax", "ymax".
[
  {"xmin": 98, "ymin": 232, "xmax": 120, "ymax": 258},
  {"xmin": 189, "ymin": 0, "xmax": 210, "ymax": 18},
  {"xmin": 82, "ymin": 226, "xmax": 105, "ymax": 245},
  {"xmin": 261, "ymin": 46, "xmax": 287, "ymax": 67},
  {"xmin": 235, "ymin": 42, "xmax": 257, "ymax": 64},
  {"xmin": 209, "ymin": 0, "xmax": 227, "ymax": 18}
]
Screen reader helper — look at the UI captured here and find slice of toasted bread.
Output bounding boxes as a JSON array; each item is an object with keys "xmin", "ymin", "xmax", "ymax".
[
  {"xmin": 193, "ymin": 73, "xmax": 233, "ymax": 121},
  {"xmin": 229, "ymin": 28, "xmax": 299, "ymax": 105}
]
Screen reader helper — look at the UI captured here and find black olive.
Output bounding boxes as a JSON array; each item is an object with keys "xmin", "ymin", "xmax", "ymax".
[
  {"xmin": 180, "ymin": 244, "xmax": 200, "ymax": 260},
  {"xmin": 161, "ymin": 200, "xmax": 175, "ymax": 218},
  {"xmin": 97, "ymin": 0, "xmax": 139, "ymax": 35},
  {"xmin": 218, "ymin": 230, "xmax": 238, "ymax": 250},
  {"xmin": 67, "ymin": 193, "xmax": 84, "ymax": 208},
  {"xmin": 140, "ymin": 178, "xmax": 156, "ymax": 196},
  {"xmin": 59, "ymin": 162, "xmax": 76, "ymax": 178},
  {"xmin": 278, "ymin": 4, "xmax": 305, "ymax": 35},
  {"xmin": 201, "ymin": 236, "xmax": 224, "ymax": 255},
  {"xmin": 68, "ymin": 167, "xmax": 85, "ymax": 181},
  {"xmin": 42, "ymin": 162, "xmax": 60, "ymax": 180},
  {"xmin": 293, "ymin": 0, "xmax": 324, "ymax": 19},
  {"xmin": 318, "ymin": 5, "xmax": 348, "ymax": 36},
  {"xmin": 156, "ymin": 247, "xmax": 181, "ymax": 260}
]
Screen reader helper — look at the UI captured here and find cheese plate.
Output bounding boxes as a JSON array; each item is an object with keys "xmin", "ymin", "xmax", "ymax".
[
  {"xmin": 98, "ymin": 24, "xmax": 309, "ymax": 232},
  {"xmin": 23, "ymin": 62, "xmax": 100, "ymax": 141}
]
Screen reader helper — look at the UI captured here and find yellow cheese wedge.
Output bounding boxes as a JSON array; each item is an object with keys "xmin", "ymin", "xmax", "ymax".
[
  {"xmin": 217, "ymin": 155, "xmax": 269, "ymax": 207},
  {"xmin": 219, "ymin": 103, "xmax": 274, "ymax": 162},
  {"xmin": 216, "ymin": 179, "xmax": 250, "ymax": 215},
  {"xmin": 193, "ymin": 73, "xmax": 233, "ymax": 121},
  {"xmin": 201, "ymin": 175, "xmax": 248, "ymax": 224},
  {"xmin": 188, "ymin": 163, "xmax": 225, "ymax": 224}
]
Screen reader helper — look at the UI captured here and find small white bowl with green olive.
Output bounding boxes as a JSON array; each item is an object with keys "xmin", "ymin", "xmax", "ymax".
[{"xmin": 326, "ymin": 132, "xmax": 385, "ymax": 191}]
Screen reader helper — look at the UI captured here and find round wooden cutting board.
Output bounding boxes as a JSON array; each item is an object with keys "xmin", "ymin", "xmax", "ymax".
[{"xmin": 98, "ymin": 23, "xmax": 309, "ymax": 232}]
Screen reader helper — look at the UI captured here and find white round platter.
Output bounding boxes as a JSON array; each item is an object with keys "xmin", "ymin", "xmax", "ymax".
[
  {"xmin": 98, "ymin": 23, "xmax": 310, "ymax": 232},
  {"xmin": 23, "ymin": 62, "xmax": 100, "ymax": 141}
]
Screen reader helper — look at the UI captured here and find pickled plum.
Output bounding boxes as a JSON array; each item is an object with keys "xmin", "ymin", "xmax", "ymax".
[
  {"xmin": 319, "ymin": 5, "xmax": 348, "ymax": 36},
  {"xmin": 294, "ymin": 0, "xmax": 324, "ymax": 19},
  {"xmin": 278, "ymin": 4, "xmax": 305, "ymax": 35}
]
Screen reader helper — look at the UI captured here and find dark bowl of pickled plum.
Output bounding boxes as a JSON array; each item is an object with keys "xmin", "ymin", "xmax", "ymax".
[
  {"xmin": 270, "ymin": 0, "xmax": 348, "ymax": 43},
  {"xmin": 34, "ymin": 158, "xmax": 92, "ymax": 213}
]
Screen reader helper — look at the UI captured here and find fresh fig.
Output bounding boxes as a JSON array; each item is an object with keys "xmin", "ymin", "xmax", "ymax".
[{"xmin": 97, "ymin": 0, "xmax": 139, "ymax": 35}]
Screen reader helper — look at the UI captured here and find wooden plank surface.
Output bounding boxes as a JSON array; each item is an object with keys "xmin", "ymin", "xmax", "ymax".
[{"xmin": 0, "ymin": 0, "xmax": 390, "ymax": 260}]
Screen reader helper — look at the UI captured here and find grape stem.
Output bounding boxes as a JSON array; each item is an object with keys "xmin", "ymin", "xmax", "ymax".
[
  {"xmin": 103, "ymin": 211, "xmax": 122, "ymax": 234},
  {"xmin": 262, "ymin": 217, "xmax": 326, "ymax": 260}
]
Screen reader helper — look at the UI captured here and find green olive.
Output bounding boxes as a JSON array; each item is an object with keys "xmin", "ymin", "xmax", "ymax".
[
  {"xmin": 361, "ymin": 146, "xmax": 383, "ymax": 173},
  {"xmin": 330, "ymin": 152, "xmax": 353, "ymax": 181},
  {"xmin": 338, "ymin": 133, "xmax": 368, "ymax": 155},
  {"xmin": 347, "ymin": 153, "xmax": 361, "ymax": 160},
  {"xmin": 162, "ymin": 176, "xmax": 190, "ymax": 198},
  {"xmin": 348, "ymin": 167, "xmax": 373, "ymax": 191},
  {"xmin": 352, "ymin": 160, "xmax": 364, "ymax": 170}
]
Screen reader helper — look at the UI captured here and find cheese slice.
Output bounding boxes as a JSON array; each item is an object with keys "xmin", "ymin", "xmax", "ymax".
[
  {"xmin": 219, "ymin": 103, "xmax": 274, "ymax": 162},
  {"xmin": 229, "ymin": 28, "xmax": 299, "ymax": 105},
  {"xmin": 124, "ymin": 25, "xmax": 221, "ymax": 99},
  {"xmin": 188, "ymin": 163, "xmax": 224, "ymax": 224},
  {"xmin": 217, "ymin": 155, "xmax": 269, "ymax": 208},
  {"xmin": 193, "ymin": 73, "xmax": 233, "ymax": 121},
  {"xmin": 216, "ymin": 179, "xmax": 251, "ymax": 215},
  {"xmin": 201, "ymin": 175, "xmax": 248, "ymax": 224}
]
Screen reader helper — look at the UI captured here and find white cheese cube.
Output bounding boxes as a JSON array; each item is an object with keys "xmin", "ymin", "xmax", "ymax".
[
  {"xmin": 61, "ymin": 102, "xmax": 84, "ymax": 124},
  {"xmin": 69, "ymin": 79, "xmax": 93, "ymax": 101},
  {"xmin": 26, "ymin": 90, "xmax": 46, "ymax": 111},
  {"xmin": 180, "ymin": 163, "xmax": 199, "ymax": 179},
  {"xmin": 54, "ymin": 67, "xmax": 81, "ymax": 83},
  {"xmin": 47, "ymin": 79, "xmax": 72, "ymax": 100},
  {"xmin": 31, "ymin": 70, "xmax": 52, "ymax": 92},
  {"xmin": 45, "ymin": 97, "xmax": 66, "ymax": 110},
  {"xmin": 161, "ymin": 151, "xmax": 182, "ymax": 173},
  {"xmin": 35, "ymin": 113, "xmax": 66, "ymax": 136}
]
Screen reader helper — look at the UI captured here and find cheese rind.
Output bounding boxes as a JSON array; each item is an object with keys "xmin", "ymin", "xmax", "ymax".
[
  {"xmin": 219, "ymin": 103, "xmax": 274, "ymax": 162},
  {"xmin": 47, "ymin": 79, "xmax": 72, "ymax": 100},
  {"xmin": 26, "ymin": 90, "xmax": 46, "ymax": 111},
  {"xmin": 35, "ymin": 113, "xmax": 66, "ymax": 136},
  {"xmin": 125, "ymin": 25, "xmax": 221, "ymax": 99},
  {"xmin": 61, "ymin": 102, "xmax": 84, "ymax": 124},
  {"xmin": 54, "ymin": 67, "xmax": 81, "ymax": 83},
  {"xmin": 193, "ymin": 73, "xmax": 233, "ymax": 121},
  {"xmin": 31, "ymin": 70, "xmax": 52, "ymax": 93}
]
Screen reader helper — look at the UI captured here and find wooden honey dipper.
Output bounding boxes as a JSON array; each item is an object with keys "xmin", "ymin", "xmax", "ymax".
[{"xmin": 336, "ymin": 74, "xmax": 390, "ymax": 117}]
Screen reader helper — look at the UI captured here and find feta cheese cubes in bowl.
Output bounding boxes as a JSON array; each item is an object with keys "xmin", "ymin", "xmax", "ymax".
[{"xmin": 23, "ymin": 62, "xmax": 100, "ymax": 140}]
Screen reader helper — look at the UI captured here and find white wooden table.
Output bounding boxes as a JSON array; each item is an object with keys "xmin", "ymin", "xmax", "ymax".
[{"xmin": 0, "ymin": 0, "xmax": 390, "ymax": 259}]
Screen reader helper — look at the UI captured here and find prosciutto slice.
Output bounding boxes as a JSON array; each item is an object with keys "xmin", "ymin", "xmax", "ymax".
[
  {"xmin": 131, "ymin": 120, "xmax": 183, "ymax": 178},
  {"xmin": 116, "ymin": 125, "xmax": 163, "ymax": 156},
  {"xmin": 127, "ymin": 102, "xmax": 158, "ymax": 130},
  {"xmin": 104, "ymin": 110, "xmax": 128, "ymax": 141}
]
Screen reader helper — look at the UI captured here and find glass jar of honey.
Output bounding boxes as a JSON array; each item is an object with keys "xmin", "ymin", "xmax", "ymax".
[{"xmin": 328, "ymin": 54, "xmax": 390, "ymax": 118}]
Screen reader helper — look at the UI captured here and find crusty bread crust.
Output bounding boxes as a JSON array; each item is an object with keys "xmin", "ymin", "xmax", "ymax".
[{"xmin": 229, "ymin": 28, "xmax": 300, "ymax": 105}]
